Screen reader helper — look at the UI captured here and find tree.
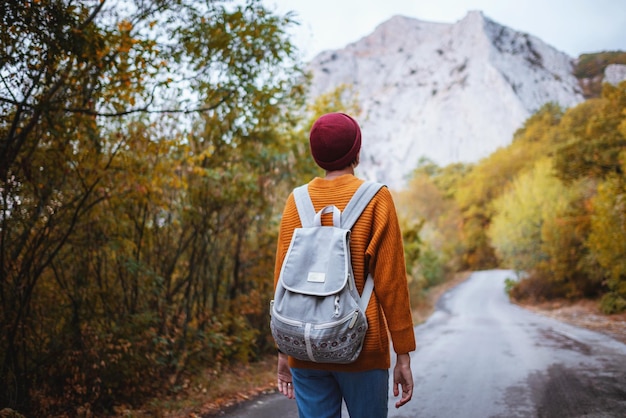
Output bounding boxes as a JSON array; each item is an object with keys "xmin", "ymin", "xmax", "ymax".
[
  {"xmin": 554, "ymin": 81, "xmax": 626, "ymax": 183},
  {"xmin": 489, "ymin": 159, "xmax": 573, "ymax": 273},
  {"xmin": 454, "ymin": 103, "xmax": 564, "ymax": 269},
  {"xmin": 552, "ymin": 81, "xmax": 626, "ymax": 310},
  {"xmin": 397, "ymin": 162, "xmax": 465, "ymax": 286},
  {"xmin": 538, "ymin": 179, "xmax": 600, "ymax": 298},
  {"xmin": 588, "ymin": 174, "xmax": 626, "ymax": 313},
  {"xmin": 0, "ymin": 0, "xmax": 306, "ymax": 413}
]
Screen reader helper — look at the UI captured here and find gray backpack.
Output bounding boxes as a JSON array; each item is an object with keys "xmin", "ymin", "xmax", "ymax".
[{"xmin": 270, "ymin": 181, "xmax": 384, "ymax": 363}]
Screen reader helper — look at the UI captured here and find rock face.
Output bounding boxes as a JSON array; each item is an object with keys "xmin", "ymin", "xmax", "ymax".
[
  {"xmin": 307, "ymin": 11, "xmax": 585, "ymax": 188},
  {"xmin": 604, "ymin": 64, "xmax": 626, "ymax": 85}
]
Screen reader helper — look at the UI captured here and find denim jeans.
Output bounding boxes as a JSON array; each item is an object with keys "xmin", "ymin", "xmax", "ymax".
[{"xmin": 290, "ymin": 367, "xmax": 389, "ymax": 418}]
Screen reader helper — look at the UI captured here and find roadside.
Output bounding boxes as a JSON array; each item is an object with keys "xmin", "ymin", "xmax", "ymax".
[
  {"xmin": 516, "ymin": 298, "xmax": 626, "ymax": 345},
  {"xmin": 140, "ymin": 272, "xmax": 474, "ymax": 417},
  {"xmin": 123, "ymin": 273, "xmax": 626, "ymax": 417},
  {"xmin": 119, "ymin": 273, "xmax": 471, "ymax": 417}
]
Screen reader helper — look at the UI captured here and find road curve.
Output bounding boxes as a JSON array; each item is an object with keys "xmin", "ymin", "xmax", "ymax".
[{"xmin": 216, "ymin": 270, "xmax": 626, "ymax": 417}]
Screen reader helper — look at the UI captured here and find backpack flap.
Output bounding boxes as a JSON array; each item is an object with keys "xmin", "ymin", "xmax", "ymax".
[{"xmin": 279, "ymin": 225, "xmax": 351, "ymax": 296}]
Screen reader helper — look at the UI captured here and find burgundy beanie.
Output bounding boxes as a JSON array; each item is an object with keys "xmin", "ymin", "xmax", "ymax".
[{"xmin": 309, "ymin": 112, "xmax": 362, "ymax": 171}]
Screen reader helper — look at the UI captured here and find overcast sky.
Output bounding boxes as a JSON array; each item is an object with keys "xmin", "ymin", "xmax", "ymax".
[{"xmin": 267, "ymin": 0, "xmax": 626, "ymax": 62}]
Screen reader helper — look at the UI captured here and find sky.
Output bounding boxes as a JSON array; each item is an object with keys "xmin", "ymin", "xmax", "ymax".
[{"xmin": 267, "ymin": 0, "xmax": 626, "ymax": 62}]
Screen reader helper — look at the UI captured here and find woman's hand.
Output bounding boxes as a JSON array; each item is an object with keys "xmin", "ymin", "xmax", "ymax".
[
  {"xmin": 277, "ymin": 352, "xmax": 294, "ymax": 399},
  {"xmin": 393, "ymin": 353, "xmax": 414, "ymax": 408}
]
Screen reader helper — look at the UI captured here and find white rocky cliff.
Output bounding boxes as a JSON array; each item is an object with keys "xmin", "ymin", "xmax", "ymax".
[
  {"xmin": 307, "ymin": 11, "xmax": 585, "ymax": 189},
  {"xmin": 605, "ymin": 64, "xmax": 626, "ymax": 85}
]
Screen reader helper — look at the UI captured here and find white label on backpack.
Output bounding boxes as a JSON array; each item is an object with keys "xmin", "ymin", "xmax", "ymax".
[{"xmin": 307, "ymin": 272, "xmax": 326, "ymax": 283}]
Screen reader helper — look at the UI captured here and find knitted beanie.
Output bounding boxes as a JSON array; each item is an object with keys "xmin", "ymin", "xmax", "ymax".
[{"xmin": 309, "ymin": 112, "xmax": 362, "ymax": 171}]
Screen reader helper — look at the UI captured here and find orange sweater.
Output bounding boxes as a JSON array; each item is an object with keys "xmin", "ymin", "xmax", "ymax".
[{"xmin": 273, "ymin": 174, "xmax": 416, "ymax": 371}]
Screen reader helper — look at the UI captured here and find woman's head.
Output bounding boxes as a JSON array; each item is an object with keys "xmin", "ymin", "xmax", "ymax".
[{"xmin": 309, "ymin": 112, "xmax": 361, "ymax": 171}]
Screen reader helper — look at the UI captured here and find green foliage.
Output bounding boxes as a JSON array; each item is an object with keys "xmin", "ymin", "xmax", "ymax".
[
  {"xmin": 554, "ymin": 82, "xmax": 626, "ymax": 183},
  {"xmin": 574, "ymin": 51, "xmax": 626, "ymax": 98},
  {"xmin": 453, "ymin": 103, "xmax": 564, "ymax": 270},
  {"xmin": 397, "ymin": 165, "xmax": 464, "ymax": 288},
  {"xmin": 512, "ymin": 102, "xmax": 565, "ymax": 144},
  {"xmin": 0, "ymin": 0, "xmax": 309, "ymax": 414},
  {"xmin": 489, "ymin": 159, "xmax": 600, "ymax": 299},
  {"xmin": 574, "ymin": 51, "xmax": 626, "ymax": 79},
  {"xmin": 588, "ymin": 175, "xmax": 626, "ymax": 313},
  {"xmin": 488, "ymin": 82, "xmax": 626, "ymax": 307},
  {"xmin": 539, "ymin": 178, "xmax": 603, "ymax": 298},
  {"xmin": 489, "ymin": 159, "xmax": 565, "ymax": 271},
  {"xmin": 504, "ymin": 277, "xmax": 517, "ymax": 296},
  {"xmin": 397, "ymin": 70, "xmax": 626, "ymax": 314},
  {"xmin": 401, "ymin": 219, "xmax": 424, "ymax": 279},
  {"xmin": 417, "ymin": 247, "xmax": 446, "ymax": 288},
  {"xmin": 2, "ymin": 2, "xmax": 624, "ymax": 414},
  {"xmin": 600, "ymin": 292, "xmax": 626, "ymax": 315}
]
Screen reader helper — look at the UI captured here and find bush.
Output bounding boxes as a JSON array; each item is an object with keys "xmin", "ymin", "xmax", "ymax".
[
  {"xmin": 504, "ymin": 277, "xmax": 517, "ymax": 297},
  {"xmin": 600, "ymin": 292, "xmax": 626, "ymax": 314},
  {"xmin": 507, "ymin": 271, "xmax": 572, "ymax": 302}
]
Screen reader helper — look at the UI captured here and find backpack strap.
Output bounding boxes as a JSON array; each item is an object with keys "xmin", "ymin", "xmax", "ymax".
[
  {"xmin": 342, "ymin": 181, "xmax": 384, "ymax": 310},
  {"xmin": 292, "ymin": 181, "xmax": 385, "ymax": 229},
  {"xmin": 359, "ymin": 273, "xmax": 375, "ymax": 311},
  {"xmin": 292, "ymin": 184, "xmax": 316, "ymax": 228},
  {"xmin": 341, "ymin": 181, "xmax": 385, "ymax": 229}
]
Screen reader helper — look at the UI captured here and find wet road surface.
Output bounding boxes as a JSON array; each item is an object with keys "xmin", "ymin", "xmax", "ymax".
[{"xmin": 216, "ymin": 270, "xmax": 626, "ymax": 417}]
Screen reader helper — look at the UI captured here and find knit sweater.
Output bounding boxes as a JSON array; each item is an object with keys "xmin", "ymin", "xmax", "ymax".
[{"xmin": 274, "ymin": 174, "xmax": 416, "ymax": 371}]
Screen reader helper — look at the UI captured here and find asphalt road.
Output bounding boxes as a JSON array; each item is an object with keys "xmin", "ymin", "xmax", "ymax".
[{"xmin": 215, "ymin": 269, "xmax": 626, "ymax": 417}]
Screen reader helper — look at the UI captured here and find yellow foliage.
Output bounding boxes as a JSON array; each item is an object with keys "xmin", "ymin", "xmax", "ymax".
[
  {"xmin": 489, "ymin": 158, "xmax": 573, "ymax": 271},
  {"xmin": 1, "ymin": 0, "xmax": 307, "ymax": 414},
  {"xmin": 118, "ymin": 20, "xmax": 133, "ymax": 32}
]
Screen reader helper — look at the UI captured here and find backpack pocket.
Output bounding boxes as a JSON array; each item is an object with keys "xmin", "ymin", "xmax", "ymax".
[{"xmin": 270, "ymin": 308, "xmax": 368, "ymax": 363}]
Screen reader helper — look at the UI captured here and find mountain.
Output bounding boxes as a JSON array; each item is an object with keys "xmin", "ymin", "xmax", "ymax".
[{"xmin": 306, "ymin": 11, "xmax": 586, "ymax": 189}]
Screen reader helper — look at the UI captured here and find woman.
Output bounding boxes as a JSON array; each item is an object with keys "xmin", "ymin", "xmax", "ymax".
[{"xmin": 273, "ymin": 112, "xmax": 416, "ymax": 417}]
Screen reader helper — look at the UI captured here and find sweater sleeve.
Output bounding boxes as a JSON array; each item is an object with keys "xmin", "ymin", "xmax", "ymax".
[{"xmin": 367, "ymin": 188, "xmax": 416, "ymax": 354}]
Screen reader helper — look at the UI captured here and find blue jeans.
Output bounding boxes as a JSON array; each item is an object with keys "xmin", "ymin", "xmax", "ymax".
[{"xmin": 290, "ymin": 368, "xmax": 389, "ymax": 418}]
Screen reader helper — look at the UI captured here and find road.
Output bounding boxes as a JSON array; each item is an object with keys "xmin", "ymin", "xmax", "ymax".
[{"xmin": 216, "ymin": 270, "xmax": 626, "ymax": 417}]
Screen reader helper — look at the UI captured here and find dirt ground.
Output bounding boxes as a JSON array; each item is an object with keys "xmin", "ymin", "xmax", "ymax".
[{"xmin": 517, "ymin": 298, "xmax": 626, "ymax": 345}]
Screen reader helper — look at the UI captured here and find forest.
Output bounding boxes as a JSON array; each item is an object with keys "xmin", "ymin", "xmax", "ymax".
[
  {"xmin": 397, "ymin": 87, "xmax": 626, "ymax": 313},
  {"xmin": 1, "ymin": 0, "xmax": 625, "ymax": 416}
]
